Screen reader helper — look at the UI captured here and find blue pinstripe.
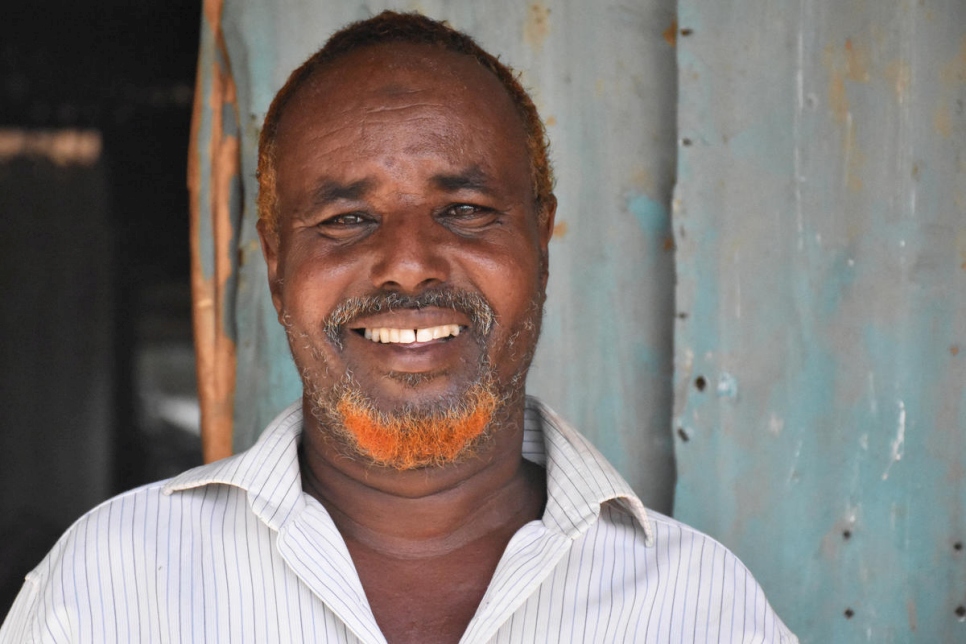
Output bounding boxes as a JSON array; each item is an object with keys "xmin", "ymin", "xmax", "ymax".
[{"xmin": 1, "ymin": 399, "xmax": 797, "ymax": 643}]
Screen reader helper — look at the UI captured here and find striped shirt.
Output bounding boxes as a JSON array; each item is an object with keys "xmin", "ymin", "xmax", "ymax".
[{"xmin": 1, "ymin": 398, "xmax": 797, "ymax": 643}]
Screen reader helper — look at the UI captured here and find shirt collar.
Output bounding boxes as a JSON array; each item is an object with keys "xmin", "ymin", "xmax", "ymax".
[
  {"xmin": 163, "ymin": 400, "xmax": 306, "ymax": 531},
  {"xmin": 522, "ymin": 397, "xmax": 654, "ymax": 545},
  {"xmin": 163, "ymin": 396, "xmax": 654, "ymax": 545}
]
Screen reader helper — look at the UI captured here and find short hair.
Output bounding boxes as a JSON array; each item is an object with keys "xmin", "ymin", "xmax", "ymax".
[{"xmin": 256, "ymin": 11, "xmax": 555, "ymax": 236}]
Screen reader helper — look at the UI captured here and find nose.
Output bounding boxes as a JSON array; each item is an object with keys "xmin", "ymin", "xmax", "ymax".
[{"xmin": 368, "ymin": 212, "xmax": 450, "ymax": 294}]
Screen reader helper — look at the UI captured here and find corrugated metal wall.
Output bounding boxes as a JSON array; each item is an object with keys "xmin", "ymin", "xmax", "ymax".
[
  {"xmin": 191, "ymin": 0, "xmax": 966, "ymax": 640},
  {"xmin": 190, "ymin": 0, "xmax": 679, "ymax": 511},
  {"xmin": 673, "ymin": 1, "xmax": 966, "ymax": 641}
]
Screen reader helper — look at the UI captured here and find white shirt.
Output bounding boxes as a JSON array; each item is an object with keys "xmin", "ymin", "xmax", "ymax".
[{"xmin": 1, "ymin": 398, "xmax": 797, "ymax": 643}]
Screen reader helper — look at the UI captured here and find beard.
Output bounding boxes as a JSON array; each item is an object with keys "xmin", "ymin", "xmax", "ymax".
[
  {"xmin": 287, "ymin": 286, "xmax": 544, "ymax": 470},
  {"xmin": 310, "ymin": 367, "xmax": 500, "ymax": 470}
]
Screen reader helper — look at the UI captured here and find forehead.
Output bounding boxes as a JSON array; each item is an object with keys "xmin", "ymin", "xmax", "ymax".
[{"xmin": 272, "ymin": 42, "xmax": 530, "ymax": 188}]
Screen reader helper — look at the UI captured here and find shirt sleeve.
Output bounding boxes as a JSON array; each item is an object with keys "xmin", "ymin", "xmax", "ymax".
[{"xmin": 0, "ymin": 574, "xmax": 40, "ymax": 644}]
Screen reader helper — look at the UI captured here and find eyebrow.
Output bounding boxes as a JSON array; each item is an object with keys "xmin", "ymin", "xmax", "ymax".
[
  {"xmin": 310, "ymin": 178, "xmax": 373, "ymax": 207},
  {"xmin": 431, "ymin": 166, "xmax": 496, "ymax": 195}
]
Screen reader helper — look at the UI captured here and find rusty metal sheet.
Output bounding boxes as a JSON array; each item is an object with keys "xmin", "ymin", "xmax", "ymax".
[
  {"xmin": 191, "ymin": 0, "xmax": 679, "ymax": 509},
  {"xmin": 674, "ymin": 0, "xmax": 966, "ymax": 640}
]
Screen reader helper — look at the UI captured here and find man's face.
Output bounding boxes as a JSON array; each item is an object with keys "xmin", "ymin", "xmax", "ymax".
[{"xmin": 260, "ymin": 43, "xmax": 554, "ymax": 467}]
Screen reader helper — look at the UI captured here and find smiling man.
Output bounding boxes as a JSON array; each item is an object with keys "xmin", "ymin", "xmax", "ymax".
[{"xmin": 1, "ymin": 12, "xmax": 796, "ymax": 644}]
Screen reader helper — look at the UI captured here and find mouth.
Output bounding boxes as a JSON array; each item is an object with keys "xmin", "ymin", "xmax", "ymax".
[{"xmin": 358, "ymin": 324, "xmax": 465, "ymax": 345}]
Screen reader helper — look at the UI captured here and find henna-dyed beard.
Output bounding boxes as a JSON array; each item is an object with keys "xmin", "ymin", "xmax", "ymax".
[
  {"xmin": 312, "ymin": 370, "xmax": 500, "ymax": 470},
  {"xmin": 288, "ymin": 287, "xmax": 542, "ymax": 470}
]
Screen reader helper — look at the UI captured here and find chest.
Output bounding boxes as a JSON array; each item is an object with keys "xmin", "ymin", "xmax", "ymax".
[{"xmin": 349, "ymin": 540, "xmax": 506, "ymax": 644}]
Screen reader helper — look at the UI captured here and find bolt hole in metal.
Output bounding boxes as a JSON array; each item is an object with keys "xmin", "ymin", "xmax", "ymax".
[
  {"xmin": 956, "ymin": 605, "xmax": 966, "ymax": 621},
  {"xmin": 844, "ymin": 608, "xmax": 854, "ymax": 619},
  {"xmin": 842, "ymin": 530, "xmax": 851, "ymax": 540},
  {"xmin": 954, "ymin": 541, "xmax": 963, "ymax": 552},
  {"xmin": 695, "ymin": 376, "xmax": 707, "ymax": 392},
  {"xmin": 677, "ymin": 428, "xmax": 690, "ymax": 442},
  {"xmin": 680, "ymin": 28, "xmax": 694, "ymax": 36}
]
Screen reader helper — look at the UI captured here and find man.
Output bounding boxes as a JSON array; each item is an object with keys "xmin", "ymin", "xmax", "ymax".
[{"xmin": 1, "ymin": 12, "xmax": 797, "ymax": 643}]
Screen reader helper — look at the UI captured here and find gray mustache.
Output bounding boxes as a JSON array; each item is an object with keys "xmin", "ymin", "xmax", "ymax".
[{"xmin": 323, "ymin": 288, "xmax": 495, "ymax": 346}]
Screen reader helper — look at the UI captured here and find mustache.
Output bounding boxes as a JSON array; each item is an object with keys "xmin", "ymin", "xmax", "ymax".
[{"xmin": 323, "ymin": 287, "xmax": 495, "ymax": 346}]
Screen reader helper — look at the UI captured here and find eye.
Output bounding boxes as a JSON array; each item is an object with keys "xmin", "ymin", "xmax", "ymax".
[
  {"xmin": 447, "ymin": 204, "xmax": 481, "ymax": 217},
  {"xmin": 438, "ymin": 203, "xmax": 500, "ymax": 231},
  {"xmin": 315, "ymin": 211, "xmax": 374, "ymax": 240},
  {"xmin": 321, "ymin": 212, "xmax": 368, "ymax": 226}
]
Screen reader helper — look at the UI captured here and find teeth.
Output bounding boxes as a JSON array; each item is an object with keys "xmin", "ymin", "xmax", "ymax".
[{"xmin": 363, "ymin": 324, "xmax": 462, "ymax": 344}]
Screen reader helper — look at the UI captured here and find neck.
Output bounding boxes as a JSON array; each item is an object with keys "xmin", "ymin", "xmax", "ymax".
[{"xmin": 299, "ymin": 396, "xmax": 547, "ymax": 559}]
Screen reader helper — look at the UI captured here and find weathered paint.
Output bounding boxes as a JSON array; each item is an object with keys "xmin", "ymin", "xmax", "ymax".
[
  {"xmin": 674, "ymin": 1, "xmax": 966, "ymax": 641},
  {"xmin": 190, "ymin": 0, "xmax": 679, "ymax": 509},
  {"xmin": 188, "ymin": 0, "xmax": 239, "ymax": 462}
]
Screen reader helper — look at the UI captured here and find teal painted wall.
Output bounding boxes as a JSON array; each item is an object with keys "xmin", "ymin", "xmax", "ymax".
[{"xmin": 674, "ymin": 1, "xmax": 966, "ymax": 641}]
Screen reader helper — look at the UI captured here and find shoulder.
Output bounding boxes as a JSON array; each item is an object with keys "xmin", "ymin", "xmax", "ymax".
[
  {"xmin": 1, "ymin": 482, "xmax": 163, "ymax": 642},
  {"xmin": 1, "ymin": 479, "xmax": 249, "ymax": 643},
  {"xmin": 569, "ymin": 504, "xmax": 799, "ymax": 643}
]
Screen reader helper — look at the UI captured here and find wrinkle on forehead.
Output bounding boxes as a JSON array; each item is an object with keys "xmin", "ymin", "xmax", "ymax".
[
  {"xmin": 273, "ymin": 42, "xmax": 533, "ymax": 205},
  {"xmin": 282, "ymin": 43, "xmax": 517, "ymax": 126}
]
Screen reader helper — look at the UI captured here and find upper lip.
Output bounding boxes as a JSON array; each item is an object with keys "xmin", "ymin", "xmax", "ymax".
[{"xmin": 347, "ymin": 307, "xmax": 472, "ymax": 331}]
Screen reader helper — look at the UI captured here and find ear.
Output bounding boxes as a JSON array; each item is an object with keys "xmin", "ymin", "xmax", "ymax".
[
  {"xmin": 256, "ymin": 218, "xmax": 285, "ymax": 320},
  {"xmin": 537, "ymin": 195, "xmax": 557, "ymax": 285}
]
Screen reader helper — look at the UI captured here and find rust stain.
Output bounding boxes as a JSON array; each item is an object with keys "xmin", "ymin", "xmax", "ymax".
[
  {"xmin": 823, "ymin": 40, "xmax": 873, "ymax": 190},
  {"xmin": 824, "ymin": 38, "xmax": 872, "ymax": 123},
  {"xmin": 828, "ymin": 71, "xmax": 849, "ymax": 122},
  {"xmin": 843, "ymin": 117, "xmax": 865, "ymax": 192},
  {"xmin": 823, "ymin": 45, "xmax": 850, "ymax": 124},
  {"xmin": 951, "ymin": 345, "xmax": 960, "ymax": 356},
  {"xmin": 552, "ymin": 221, "xmax": 568, "ymax": 238},
  {"xmin": 524, "ymin": 3, "xmax": 551, "ymax": 51},
  {"xmin": 663, "ymin": 19, "xmax": 677, "ymax": 48},
  {"xmin": 844, "ymin": 38, "xmax": 871, "ymax": 83},
  {"xmin": 885, "ymin": 60, "xmax": 911, "ymax": 103},
  {"xmin": 631, "ymin": 165, "xmax": 655, "ymax": 193},
  {"xmin": 940, "ymin": 35, "xmax": 966, "ymax": 84},
  {"xmin": 907, "ymin": 599, "xmax": 918, "ymax": 632},
  {"xmin": 935, "ymin": 102, "xmax": 953, "ymax": 137},
  {"xmin": 662, "ymin": 236, "xmax": 676, "ymax": 252},
  {"xmin": 189, "ymin": 0, "xmax": 238, "ymax": 464}
]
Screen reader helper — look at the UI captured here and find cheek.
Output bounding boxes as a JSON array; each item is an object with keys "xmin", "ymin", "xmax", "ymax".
[
  {"xmin": 278, "ymin": 242, "xmax": 358, "ymax": 324},
  {"xmin": 463, "ymin": 241, "xmax": 544, "ymax": 328}
]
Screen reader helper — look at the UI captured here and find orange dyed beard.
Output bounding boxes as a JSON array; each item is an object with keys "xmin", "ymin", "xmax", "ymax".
[{"xmin": 329, "ymin": 380, "xmax": 499, "ymax": 470}]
